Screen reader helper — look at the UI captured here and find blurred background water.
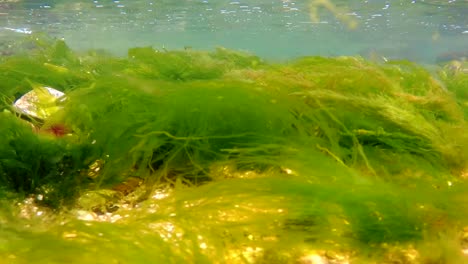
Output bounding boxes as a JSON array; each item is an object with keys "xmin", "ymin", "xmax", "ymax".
[{"xmin": 0, "ymin": 0, "xmax": 467, "ymax": 62}]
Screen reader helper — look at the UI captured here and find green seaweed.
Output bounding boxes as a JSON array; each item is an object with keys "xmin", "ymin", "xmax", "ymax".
[
  {"xmin": 0, "ymin": 36, "xmax": 467, "ymax": 263},
  {"xmin": 0, "ymin": 112, "xmax": 91, "ymax": 207}
]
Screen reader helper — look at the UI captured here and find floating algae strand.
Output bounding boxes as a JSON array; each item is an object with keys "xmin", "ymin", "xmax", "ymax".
[
  {"xmin": 0, "ymin": 36, "xmax": 468, "ymax": 263},
  {"xmin": 308, "ymin": 0, "xmax": 359, "ymax": 30}
]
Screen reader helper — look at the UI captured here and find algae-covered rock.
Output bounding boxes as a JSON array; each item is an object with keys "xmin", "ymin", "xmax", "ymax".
[
  {"xmin": 13, "ymin": 86, "xmax": 65, "ymax": 120},
  {"xmin": 0, "ymin": 36, "xmax": 467, "ymax": 263}
]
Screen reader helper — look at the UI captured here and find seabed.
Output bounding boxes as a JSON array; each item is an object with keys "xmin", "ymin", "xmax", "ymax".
[{"xmin": 0, "ymin": 35, "xmax": 467, "ymax": 263}]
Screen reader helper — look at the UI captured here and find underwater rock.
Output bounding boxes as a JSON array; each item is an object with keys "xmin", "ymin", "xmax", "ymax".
[
  {"xmin": 76, "ymin": 177, "xmax": 146, "ymax": 216},
  {"xmin": 443, "ymin": 60, "xmax": 468, "ymax": 75},
  {"xmin": 436, "ymin": 51, "xmax": 468, "ymax": 64},
  {"xmin": 12, "ymin": 86, "xmax": 70, "ymax": 136},
  {"xmin": 13, "ymin": 86, "xmax": 65, "ymax": 120}
]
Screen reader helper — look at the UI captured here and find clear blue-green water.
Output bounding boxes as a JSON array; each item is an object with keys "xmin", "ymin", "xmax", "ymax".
[{"xmin": 1, "ymin": 0, "xmax": 467, "ymax": 62}]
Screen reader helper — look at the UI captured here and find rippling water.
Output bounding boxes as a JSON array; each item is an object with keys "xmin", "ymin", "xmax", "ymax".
[{"xmin": 0, "ymin": 1, "xmax": 467, "ymax": 61}]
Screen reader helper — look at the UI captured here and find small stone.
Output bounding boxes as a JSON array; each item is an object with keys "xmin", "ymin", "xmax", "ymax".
[{"xmin": 13, "ymin": 86, "xmax": 65, "ymax": 120}]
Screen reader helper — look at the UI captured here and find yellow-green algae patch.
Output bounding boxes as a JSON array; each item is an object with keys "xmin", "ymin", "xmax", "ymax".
[{"xmin": 0, "ymin": 36, "xmax": 467, "ymax": 263}]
